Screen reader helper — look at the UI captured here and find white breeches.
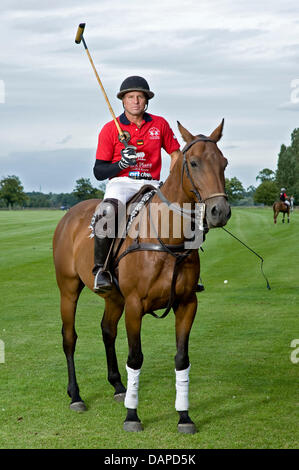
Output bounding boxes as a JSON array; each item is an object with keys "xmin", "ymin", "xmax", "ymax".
[
  {"xmin": 284, "ymin": 200, "xmax": 290, "ymax": 206},
  {"xmin": 104, "ymin": 177, "xmax": 160, "ymax": 205}
]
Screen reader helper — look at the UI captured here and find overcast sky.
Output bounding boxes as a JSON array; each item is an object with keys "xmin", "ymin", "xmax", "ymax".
[{"xmin": 1, "ymin": 0, "xmax": 299, "ymax": 193}]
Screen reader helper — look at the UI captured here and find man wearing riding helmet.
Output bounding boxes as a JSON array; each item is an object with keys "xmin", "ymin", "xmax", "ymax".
[{"xmin": 92, "ymin": 76, "xmax": 181, "ymax": 293}]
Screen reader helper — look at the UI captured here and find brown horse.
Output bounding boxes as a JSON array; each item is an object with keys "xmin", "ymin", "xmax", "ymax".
[
  {"xmin": 53, "ymin": 120, "xmax": 231, "ymax": 434},
  {"xmin": 273, "ymin": 200, "xmax": 290, "ymax": 224}
]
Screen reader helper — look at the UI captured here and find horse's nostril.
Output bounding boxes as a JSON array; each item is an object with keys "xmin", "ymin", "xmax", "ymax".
[{"xmin": 211, "ymin": 205, "xmax": 219, "ymax": 217}]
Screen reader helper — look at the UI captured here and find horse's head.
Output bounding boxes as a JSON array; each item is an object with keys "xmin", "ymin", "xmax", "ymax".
[{"xmin": 177, "ymin": 120, "xmax": 231, "ymax": 228}]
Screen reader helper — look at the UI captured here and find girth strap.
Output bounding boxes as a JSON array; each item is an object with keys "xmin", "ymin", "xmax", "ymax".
[
  {"xmin": 113, "ymin": 238, "xmax": 192, "ymax": 319},
  {"xmin": 114, "ymin": 239, "xmax": 188, "ymax": 268}
]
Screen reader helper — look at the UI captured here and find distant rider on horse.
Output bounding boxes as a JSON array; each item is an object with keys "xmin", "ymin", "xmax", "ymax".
[
  {"xmin": 279, "ymin": 188, "xmax": 290, "ymax": 208},
  {"xmin": 92, "ymin": 76, "xmax": 181, "ymax": 294}
]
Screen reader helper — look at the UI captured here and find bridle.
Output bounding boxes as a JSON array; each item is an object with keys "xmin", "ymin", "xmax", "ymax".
[
  {"xmin": 181, "ymin": 134, "xmax": 228, "ymax": 203},
  {"xmin": 155, "ymin": 134, "xmax": 227, "ymax": 221},
  {"xmin": 155, "ymin": 134, "xmax": 227, "ymax": 216}
]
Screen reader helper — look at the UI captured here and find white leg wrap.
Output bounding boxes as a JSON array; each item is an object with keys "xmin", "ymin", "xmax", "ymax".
[
  {"xmin": 124, "ymin": 365, "xmax": 141, "ymax": 409},
  {"xmin": 175, "ymin": 365, "xmax": 191, "ymax": 411}
]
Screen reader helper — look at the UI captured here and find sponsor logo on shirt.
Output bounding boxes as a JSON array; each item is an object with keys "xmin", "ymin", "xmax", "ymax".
[
  {"xmin": 148, "ymin": 127, "xmax": 160, "ymax": 140},
  {"xmin": 140, "ymin": 171, "xmax": 152, "ymax": 179},
  {"xmin": 129, "ymin": 171, "xmax": 140, "ymax": 178},
  {"xmin": 136, "ymin": 152, "xmax": 146, "ymax": 161},
  {"xmin": 139, "ymin": 162, "xmax": 152, "ymax": 168},
  {"xmin": 129, "ymin": 171, "xmax": 152, "ymax": 179}
]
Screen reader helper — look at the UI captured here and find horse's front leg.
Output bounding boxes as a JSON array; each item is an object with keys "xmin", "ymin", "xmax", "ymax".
[
  {"xmin": 123, "ymin": 296, "xmax": 144, "ymax": 432},
  {"xmin": 174, "ymin": 294, "xmax": 198, "ymax": 434}
]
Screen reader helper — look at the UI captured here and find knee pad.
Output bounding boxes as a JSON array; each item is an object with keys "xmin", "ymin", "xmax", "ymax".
[{"xmin": 94, "ymin": 198, "xmax": 125, "ymax": 238}]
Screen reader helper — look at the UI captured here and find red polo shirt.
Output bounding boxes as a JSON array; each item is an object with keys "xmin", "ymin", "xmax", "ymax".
[{"xmin": 96, "ymin": 112, "xmax": 180, "ymax": 180}]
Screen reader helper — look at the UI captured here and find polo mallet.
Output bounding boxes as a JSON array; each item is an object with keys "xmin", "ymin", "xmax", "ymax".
[{"xmin": 75, "ymin": 23, "xmax": 128, "ymax": 147}]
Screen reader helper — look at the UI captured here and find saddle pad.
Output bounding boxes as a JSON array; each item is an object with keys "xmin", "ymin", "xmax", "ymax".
[{"xmin": 126, "ymin": 189, "xmax": 156, "ymax": 233}]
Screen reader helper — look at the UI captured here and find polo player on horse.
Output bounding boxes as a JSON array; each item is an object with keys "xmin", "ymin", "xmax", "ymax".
[
  {"xmin": 92, "ymin": 76, "xmax": 182, "ymax": 293},
  {"xmin": 279, "ymin": 187, "xmax": 290, "ymax": 209}
]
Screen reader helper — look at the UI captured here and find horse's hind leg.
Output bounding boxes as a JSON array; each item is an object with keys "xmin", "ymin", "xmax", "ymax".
[
  {"xmin": 101, "ymin": 294, "xmax": 126, "ymax": 401},
  {"xmin": 174, "ymin": 294, "xmax": 198, "ymax": 434},
  {"xmin": 60, "ymin": 278, "xmax": 86, "ymax": 411}
]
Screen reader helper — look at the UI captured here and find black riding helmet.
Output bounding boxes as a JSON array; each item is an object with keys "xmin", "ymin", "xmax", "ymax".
[{"xmin": 117, "ymin": 76, "xmax": 154, "ymax": 100}]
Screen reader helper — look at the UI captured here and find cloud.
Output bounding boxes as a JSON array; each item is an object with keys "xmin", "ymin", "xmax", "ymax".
[
  {"xmin": 278, "ymin": 102, "xmax": 299, "ymax": 111},
  {"xmin": 57, "ymin": 134, "xmax": 72, "ymax": 144},
  {"xmin": 1, "ymin": 0, "xmax": 299, "ymax": 192}
]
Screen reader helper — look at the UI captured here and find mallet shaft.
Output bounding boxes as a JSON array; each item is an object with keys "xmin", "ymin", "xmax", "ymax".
[
  {"xmin": 75, "ymin": 23, "xmax": 127, "ymax": 146},
  {"xmin": 85, "ymin": 49, "xmax": 124, "ymax": 137}
]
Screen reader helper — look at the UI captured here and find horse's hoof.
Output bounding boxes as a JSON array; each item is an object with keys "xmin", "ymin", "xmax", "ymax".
[
  {"xmin": 178, "ymin": 422, "xmax": 197, "ymax": 434},
  {"xmin": 70, "ymin": 401, "xmax": 87, "ymax": 412},
  {"xmin": 123, "ymin": 421, "xmax": 143, "ymax": 432},
  {"xmin": 114, "ymin": 392, "xmax": 126, "ymax": 403}
]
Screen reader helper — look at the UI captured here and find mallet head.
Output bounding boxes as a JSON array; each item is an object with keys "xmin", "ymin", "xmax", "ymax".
[{"xmin": 75, "ymin": 23, "xmax": 86, "ymax": 44}]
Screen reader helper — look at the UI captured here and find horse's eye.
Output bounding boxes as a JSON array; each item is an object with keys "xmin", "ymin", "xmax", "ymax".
[{"xmin": 190, "ymin": 161, "xmax": 197, "ymax": 168}]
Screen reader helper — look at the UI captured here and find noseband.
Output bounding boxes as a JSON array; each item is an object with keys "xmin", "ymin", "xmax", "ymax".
[{"xmin": 182, "ymin": 135, "xmax": 228, "ymax": 203}]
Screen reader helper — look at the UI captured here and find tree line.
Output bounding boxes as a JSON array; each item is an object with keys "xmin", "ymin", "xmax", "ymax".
[
  {"xmin": 276, "ymin": 127, "xmax": 299, "ymax": 201},
  {"xmin": 0, "ymin": 173, "xmax": 260, "ymax": 208},
  {"xmin": 1, "ymin": 127, "xmax": 298, "ymax": 209},
  {"xmin": 253, "ymin": 127, "xmax": 299, "ymax": 206},
  {"xmin": 0, "ymin": 177, "xmax": 105, "ymax": 209}
]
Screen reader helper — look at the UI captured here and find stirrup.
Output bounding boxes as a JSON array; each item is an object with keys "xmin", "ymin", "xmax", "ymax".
[{"xmin": 93, "ymin": 268, "xmax": 113, "ymax": 293}]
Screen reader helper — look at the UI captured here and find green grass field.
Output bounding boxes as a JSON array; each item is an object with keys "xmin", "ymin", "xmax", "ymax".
[{"xmin": 0, "ymin": 207, "xmax": 298, "ymax": 449}]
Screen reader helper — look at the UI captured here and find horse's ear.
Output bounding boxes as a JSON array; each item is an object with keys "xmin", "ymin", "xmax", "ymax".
[
  {"xmin": 177, "ymin": 121, "xmax": 195, "ymax": 143},
  {"xmin": 209, "ymin": 119, "xmax": 224, "ymax": 142}
]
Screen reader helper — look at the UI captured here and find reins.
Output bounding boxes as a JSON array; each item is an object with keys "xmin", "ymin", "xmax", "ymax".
[
  {"xmin": 221, "ymin": 227, "xmax": 271, "ymax": 290},
  {"xmin": 112, "ymin": 135, "xmax": 270, "ymax": 322}
]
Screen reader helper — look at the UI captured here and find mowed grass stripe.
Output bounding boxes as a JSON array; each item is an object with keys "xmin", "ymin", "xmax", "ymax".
[{"xmin": 0, "ymin": 208, "xmax": 298, "ymax": 449}]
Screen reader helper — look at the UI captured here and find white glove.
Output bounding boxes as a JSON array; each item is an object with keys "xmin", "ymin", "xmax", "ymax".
[{"xmin": 118, "ymin": 146, "xmax": 137, "ymax": 169}]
